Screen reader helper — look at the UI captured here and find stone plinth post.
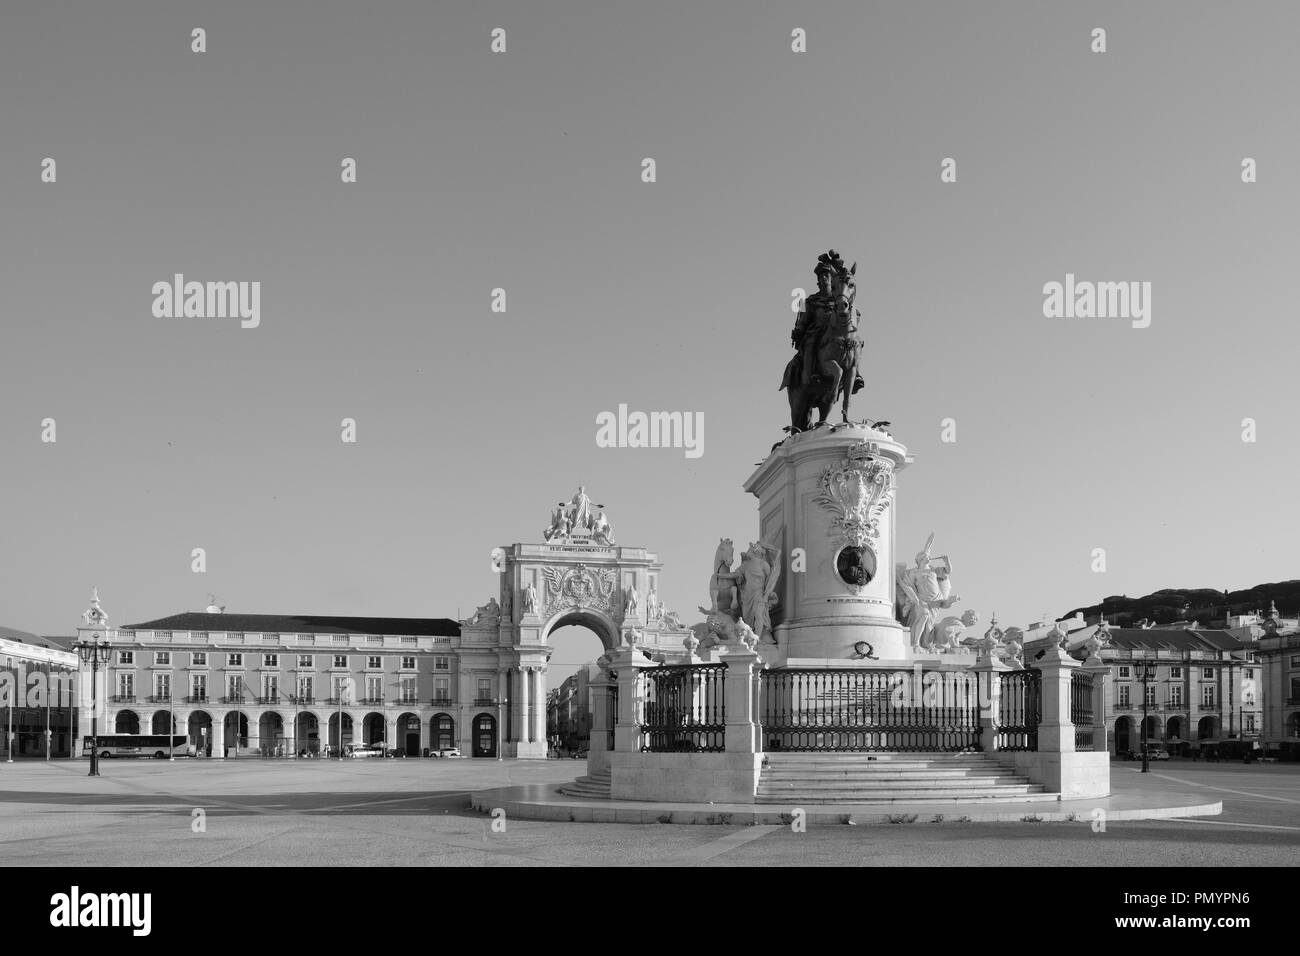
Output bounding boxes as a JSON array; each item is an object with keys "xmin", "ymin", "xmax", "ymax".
[
  {"xmin": 588, "ymin": 673, "xmax": 613, "ymax": 756},
  {"xmin": 1034, "ymin": 642, "xmax": 1080, "ymax": 753},
  {"xmin": 719, "ymin": 645, "xmax": 762, "ymax": 754},
  {"xmin": 1083, "ymin": 658, "xmax": 1110, "ymax": 752},
  {"xmin": 612, "ymin": 647, "xmax": 653, "ymax": 753},
  {"xmin": 971, "ymin": 652, "xmax": 1010, "ymax": 754}
]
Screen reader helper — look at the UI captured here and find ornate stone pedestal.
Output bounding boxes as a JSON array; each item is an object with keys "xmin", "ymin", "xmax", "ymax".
[{"xmin": 743, "ymin": 424, "xmax": 911, "ymax": 662}]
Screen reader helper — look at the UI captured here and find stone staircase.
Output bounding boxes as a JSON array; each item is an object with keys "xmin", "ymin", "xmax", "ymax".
[
  {"xmin": 756, "ymin": 752, "xmax": 1054, "ymax": 804},
  {"xmin": 558, "ymin": 767, "xmax": 612, "ymax": 799}
]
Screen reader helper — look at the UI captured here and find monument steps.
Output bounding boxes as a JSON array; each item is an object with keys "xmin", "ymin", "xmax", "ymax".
[
  {"xmin": 756, "ymin": 752, "xmax": 1052, "ymax": 804},
  {"xmin": 558, "ymin": 768, "xmax": 612, "ymax": 799}
]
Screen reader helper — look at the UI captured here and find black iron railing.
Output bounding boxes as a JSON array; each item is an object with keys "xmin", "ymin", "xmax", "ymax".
[
  {"xmin": 641, "ymin": 663, "xmax": 726, "ymax": 753},
  {"xmin": 761, "ymin": 668, "xmax": 981, "ymax": 752},
  {"xmin": 430, "ymin": 697, "xmax": 453, "ymax": 707},
  {"xmin": 1071, "ymin": 670, "xmax": 1095, "ymax": 751},
  {"xmin": 997, "ymin": 670, "xmax": 1040, "ymax": 752}
]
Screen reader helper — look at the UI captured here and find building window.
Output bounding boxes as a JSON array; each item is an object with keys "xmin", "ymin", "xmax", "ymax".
[
  {"xmin": 1291, "ymin": 656, "xmax": 1300, "ymax": 668},
  {"xmin": 366, "ymin": 676, "xmax": 383, "ymax": 701},
  {"xmin": 1169, "ymin": 685, "xmax": 1182, "ymax": 707},
  {"xmin": 297, "ymin": 655, "xmax": 313, "ymax": 668},
  {"xmin": 297, "ymin": 676, "xmax": 313, "ymax": 701},
  {"xmin": 154, "ymin": 651, "xmax": 170, "ymax": 665},
  {"xmin": 263, "ymin": 675, "xmax": 279, "ymax": 702},
  {"xmin": 154, "ymin": 673, "xmax": 171, "ymax": 700},
  {"xmin": 400, "ymin": 677, "xmax": 417, "ymax": 703},
  {"xmin": 1291, "ymin": 677, "xmax": 1300, "ymax": 702},
  {"xmin": 1244, "ymin": 668, "xmax": 1254, "ymax": 679},
  {"xmin": 333, "ymin": 676, "xmax": 352, "ymax": 702},
  {"xmin": 434, "ymin": 677, "xmax": 450, "ymax": 701},
  {"xmin": 227, "ymin": 653, "xmax": 243, "ymax": 667},
  {"xmin": 1144, "ymin": 685, "xmax": 1156, "ymax": 707},
  {"xmin": 1202, "ymin": 685, "xmax": 1216, "ymax": 707},
  {"xmin": 435, "ymin": 656, "xmax": 449, "ymax": 670},
  {"xmin": 191, "ymin": 674, "xmax": 207, "ymax": 701},
  {"xmin": 1245, "ymin": 714, "xmax": 1257, "ymax": 733},
  {"xmin": 263, "ymin": 654, "xmax": 279, "ymax": 667},
  {"xmin": 1116, "ymin": 684, "xmax": 1130, "ymax": 706},
  {"xmin": 1117, "ymin": 666, "xmax": 1130, "ymax": 679},
  {"xmin": 401, "ymin": 656, "xmax": 416, "ymax": 670},
  {"xmin": 192, "ymin": 652, "xmax": 207, "ymax": 666},
  {"xmin": 1203, "ymin": 668, "xmax": 1214, "ymax": 679},
  {"xmin": 227, "ymin": 675, "xmax": 243, "ymax": 701},
  {"xmin": 367, "ymin": 655, "xmax": 382, "ymax": 669},
  {"xmin": 118, "ymin": 651, "xmax": 134, "ymax": 665},
  {"xmin": 333, "ymin": 655, "xmax": 348, "ymax": 668},
  {"xmin": 117, "ymin": 673, "xmax": 134, "ymax": 699},
  {"xmin": 477, "ymin": 677, "xmax": 492, "ymax": 703},
  {"xmin": 1169, "ymin": 667, "xmax": 1182, "ymax": 680}
]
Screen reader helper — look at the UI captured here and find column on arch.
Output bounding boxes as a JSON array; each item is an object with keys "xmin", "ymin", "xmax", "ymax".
[
  {"xmin": 518, "ymin": 666, "xmax": 530, "ymax": 744},
  {"xmin": 531, "ymin": 667, "xmax": 546, "ymax": 746}
]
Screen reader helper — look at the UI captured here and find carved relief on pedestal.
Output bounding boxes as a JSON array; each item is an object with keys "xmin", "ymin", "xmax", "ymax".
[
  {"xmin": 812, "ymin": 441, "xmax": 896, "ymax": 553},
  {"xmin": 539, "ymin": 563, "xmax": 619, "ymax": 618}
]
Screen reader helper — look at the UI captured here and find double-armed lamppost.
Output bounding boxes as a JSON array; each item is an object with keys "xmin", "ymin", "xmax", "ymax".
[
  {"xmin": 1138, "ymin": 661, "xmax": 1157, "ymax": 773},
  {"xmin": 75, "ymin": 637, "xmax": 113, "ymax": 777}
]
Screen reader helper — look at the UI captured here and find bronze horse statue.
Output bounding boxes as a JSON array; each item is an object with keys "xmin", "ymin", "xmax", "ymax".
[{"xmin": 780, "ymin": 262, "xmax": 863, "ymax": 431}]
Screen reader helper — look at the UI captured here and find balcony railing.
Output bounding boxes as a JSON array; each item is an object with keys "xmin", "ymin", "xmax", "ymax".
[
  {"xmin": 359, "ymin": 697, "xmax": 384, "ymax": 705},
  {"xmin": 147, "ymin": 694, "xmax": 172, "ymax": 704},
  {"xmin": 222, "ymin": 695, "xmax": 246, "ymax": 704},
  {"xmin": 110, "ymin": 695, "xmax": 136, "ymax": 704},
  {"xmin": 473, "ymin": 698, "xmax": 497, "ymax": 707},
  {"xmin": 186, "ymin": 695, "xmax": 209, "ymax": 704},
  {"xmin": 430, "ymin": 698, "xmax": 453, "ymax": 707},
  {"xmin": 257, "ymin": 696, "xmax": 281, "ymax": 705}
]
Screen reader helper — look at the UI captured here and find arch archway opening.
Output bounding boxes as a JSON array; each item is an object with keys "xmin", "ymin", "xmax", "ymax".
[
  {"xmin": 189, "ymin": 710, "xmax": 212, "ymax": 756},
  {"xmin": 543, "ymin": 612, "xmax": 614, "ymax": 756}
]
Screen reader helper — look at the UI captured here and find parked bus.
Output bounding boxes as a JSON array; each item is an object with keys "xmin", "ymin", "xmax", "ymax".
[{"xmin": 81, "ymin": 735, "xmax": 192, "ymax": 759}]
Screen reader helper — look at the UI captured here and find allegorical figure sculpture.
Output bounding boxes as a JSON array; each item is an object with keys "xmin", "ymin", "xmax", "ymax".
[
  {"xmin": 568, "ymin": 485, "xmax": 593, "ymax": 531},
  {"xmin": 624, "ymin": 584, "xmax": 639, "ymax": 617},
  {"xmin": 646, "ymin": 584, "xmax": 660, "ymax": 620},
  {"xmin": 735, "ymin": 541, "xmax": 782, "ymax": 639},
  {"xmin": 543, "ymin": 503, "xmax": 571, "ymax": 541},
  {"xmin": 695, "ymin": 538, "xmax": 780, "ymax": 647},
  {"xmin": 522, "ymin": 581, "xmax": 538, "ymax": 615},
  {"xmin": 591, "ymin": 509, "xmax": 615, "ymax": 545},
  {"xmin": 462, "ymin": 597, "xmax": 501, "ymax": 626},
  {"xmin": 895, "ymin": 534, "xmax": 961, "ymax": 651},
  {"xmin": 781, "ymin": 249, "xmax": 867, "ymax": 431}
]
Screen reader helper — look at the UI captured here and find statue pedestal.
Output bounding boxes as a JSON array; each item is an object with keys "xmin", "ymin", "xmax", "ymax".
[{"xmin": 744, "ymin": 424, "xmax": 911, "ymax": 662}]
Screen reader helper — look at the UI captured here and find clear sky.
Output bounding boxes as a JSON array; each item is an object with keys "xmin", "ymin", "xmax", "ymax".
[{"xmin": 2, "ymin": 1, "xmax": 1297, "ymax": 688}]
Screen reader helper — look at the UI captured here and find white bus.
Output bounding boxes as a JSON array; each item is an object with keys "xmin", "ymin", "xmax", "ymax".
[{"xmin": 82, "ymin": 734, "xmax": 192, "ymax": 759}]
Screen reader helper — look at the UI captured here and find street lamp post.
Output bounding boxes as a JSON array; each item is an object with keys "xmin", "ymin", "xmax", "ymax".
[
  {"xmin": 74, "ymin": 637, "xmax": 112, "ymax": 777},
  {"xmin": 1138, "ymin": 661, "xmax": 1156, "ymax": 773}
]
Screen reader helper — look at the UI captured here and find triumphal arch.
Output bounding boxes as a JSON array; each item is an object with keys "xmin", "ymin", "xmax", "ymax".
[{"xmin": 458, "ymin": 485, "xmax": 693, "ymax": 759}]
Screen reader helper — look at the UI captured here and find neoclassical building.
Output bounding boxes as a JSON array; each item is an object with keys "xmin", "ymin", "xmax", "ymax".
[
  {"xmin": 1028, "ymin": 622, "xmax": 1262, "ymax": 754},
  {"xmin": 78, "ymin": 610, "xmax": 502, "ymax": 757}
]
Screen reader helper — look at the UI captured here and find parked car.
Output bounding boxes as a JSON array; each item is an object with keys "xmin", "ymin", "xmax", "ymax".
[
  {"xmin": 346, "ymin": 744, "xmax": 383, "ymax": 759},
  {"xmin": 436, "ymin": 748, "xmax": 463, "ymax": 758}
]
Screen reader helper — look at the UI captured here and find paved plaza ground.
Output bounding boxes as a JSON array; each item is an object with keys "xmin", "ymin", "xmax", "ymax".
[{"xmin": 0, "ymin": 756, "xmax": 1295, "ymax": 866}]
